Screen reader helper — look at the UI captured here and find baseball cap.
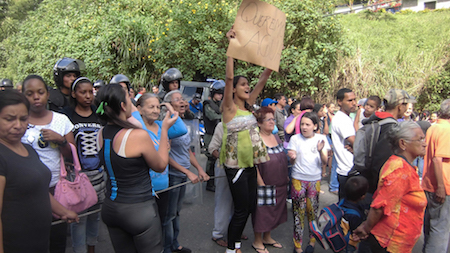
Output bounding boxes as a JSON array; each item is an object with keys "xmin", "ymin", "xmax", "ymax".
[
  {"xmin": 357, "ymin": 98, "xmax": 367, "ymax": 106},
  {"xmin": 384, "ymin": 89, "xmax": 417, "ymax": 106},
  {"xmin": 193, "ymin": 93, "xmax": 202, "ymax": 100},
  {"xmin": 261, "ymin": 98, "xmax": 278, "ymax": 107}
]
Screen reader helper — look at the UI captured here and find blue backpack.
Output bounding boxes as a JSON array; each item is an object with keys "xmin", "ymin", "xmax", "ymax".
[{"xmin": 309, "ymin": 199, "xmax": 360, "ymax": 252}]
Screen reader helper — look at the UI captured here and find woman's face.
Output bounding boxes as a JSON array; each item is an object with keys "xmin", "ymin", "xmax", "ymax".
[
  {"xmin": 170, "ymin": 93, "xmax": 186, "ymax": 114},
  {"xmin": 258, "ymin": 113, "xmax": 275, "ymax": 133},
  {"xmin": 328, "ymin": 103, "xmax": 336, "ymax": 114},
  {"xmin": 292, "ymin": 104, "xmax": 301, "ymax": 117},
  {"xmin": 129, "ymin": 89, "xmax": 136, "ymax": 98},
  {"xmin": 23, "ymin": 78, "xmax": 49, "ymax": 113},
  {"xmin": 430, "ymin": 113, "xmax": 438, "ymax": 123},
  {"xmin": 406, "ymin": 128, "xmax": 427, "ymax": 158},
  {"xmin": 300, "ymin": 116, "xmax": 316, "ymax": 138},
  {"xmin": 233, "ymin": 77, "xmax": 250, "ymax": 101},
  {"xmin": 139, "ymin": 97, "xmax": 160, "ymax": 123},
  {"xmin": 72, "ymin": 82, "xmax": 94, "ymax": 108},
  {"xmin": 317, "ymin": 107, "xmax": 324, "ymax": 117},
  {"xmin": 63, "ymin": 72, "xmax": 77, "ymax": 89},
  {"xmin": 0, "ymin": 103, "xmax": 29, "ymax": 144},
  {"xmin": 404, "ymin": 103, "xmax": 413, "ymax": 117}
]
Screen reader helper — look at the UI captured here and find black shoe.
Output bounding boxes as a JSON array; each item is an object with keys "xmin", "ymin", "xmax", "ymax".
[
  {"xmin": 172, "ymin": 246, "xmax": 191, "ymax": 253},
  {"xmin": 206, "ymin": 185, "xmax": 215, "ymax": 192}
]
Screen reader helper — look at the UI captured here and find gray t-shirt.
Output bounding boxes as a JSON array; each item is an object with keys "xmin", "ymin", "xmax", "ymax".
[{"xmin": 169, "ymin": 131, "xmax": 192, "ymax": 178}]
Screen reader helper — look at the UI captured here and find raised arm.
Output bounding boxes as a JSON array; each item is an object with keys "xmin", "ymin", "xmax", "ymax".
[
  {"xmin": 223, "ymin": 28, "xmax": 237, "ymax": 123},
  {"xmin": 248, "ymin": 68, "xmax": 273, "ymax": 106}
]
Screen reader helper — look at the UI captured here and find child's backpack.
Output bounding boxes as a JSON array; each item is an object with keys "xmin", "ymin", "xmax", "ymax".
[{"xmin": 309, "ymin": 199, "xmax": 361, "ymax": 252}]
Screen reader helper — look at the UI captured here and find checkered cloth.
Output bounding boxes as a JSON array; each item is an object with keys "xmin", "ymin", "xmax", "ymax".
[{"xmin": 257, "ymin": 185, "xmax": 276, "ymax": 206}]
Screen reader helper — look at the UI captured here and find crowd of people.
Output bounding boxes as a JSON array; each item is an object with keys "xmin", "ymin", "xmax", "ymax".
[{"xmin": 0, "ymin": 27, "xmax": 450, "ymax": 253}]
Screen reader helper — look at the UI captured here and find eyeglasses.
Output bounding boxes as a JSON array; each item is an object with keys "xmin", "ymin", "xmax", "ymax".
[
  {"xmin": 264, "ymin": 118, "xmax": 275, "ymax": 122},
  {"xmin": 172, "ymin": 98, "xmax": 186, "ymax": 103},
  {"xmin": 409, "ymin": 137, "xmax": 426, "ymax": 143}
]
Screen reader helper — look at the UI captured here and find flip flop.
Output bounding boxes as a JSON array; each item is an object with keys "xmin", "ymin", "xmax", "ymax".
[
  {"xmin": 252, "ymin": 244, "xmax": 268, "ymax": 253},
  {"xmin": 263, "ymin": 241, "xmax": 283, "ymax": 249},
  {"xmin": 212, "ymin": 237, "xmax": 227, "ymax": 247}
]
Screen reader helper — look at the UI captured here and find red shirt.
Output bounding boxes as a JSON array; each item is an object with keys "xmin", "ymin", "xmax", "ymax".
[{"xmin": 370, "ymin": 155, "xmax": 427, "ymax": 253}]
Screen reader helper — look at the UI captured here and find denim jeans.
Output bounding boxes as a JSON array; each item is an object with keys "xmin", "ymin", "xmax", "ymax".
[
  {"xmin": 423, "ymin": 191, "xmax": 450, "ymax": 253},
  {"xmin": 212, "ymin": 163, "xmax": 234, "ymax": 239},
  {"xmin": 163, "ymin": 175, "xmax": 186, "ymax": 253},
  {"xmin": 412, "ymin": 156, "xmax": 424, "ymax": 178},
  {"xmin": 70, "ymin": 204, "xmax": 101, "ymax": 253},
  {"xmin": 327, "ymin": 135, "xmax": 339, "ymax": 192}
]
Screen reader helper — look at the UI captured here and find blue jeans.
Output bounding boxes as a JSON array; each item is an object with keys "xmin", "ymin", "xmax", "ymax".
[
  {"xmin": 412, "ymin": 156, "xmax": 424, "ymax": 178},
  {"xmin": 70, "ymin": 204, "xmax": 100, "ymax": 253},
  {"xmin": 327, "ymin": 135, "xmax": 339, "ymax": 192},
  {"xmin": 163, "ymin": 175, "xmax": 186, "ymax": 253},
  {"xmin": 423, "ymin": 191, "xmax": 450, "ymax": 253}
]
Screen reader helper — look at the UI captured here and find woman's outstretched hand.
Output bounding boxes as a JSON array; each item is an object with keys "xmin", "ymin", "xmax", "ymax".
[{"xmin": 226, "ymin": 26, "xmax": 236, "ymax": 41}]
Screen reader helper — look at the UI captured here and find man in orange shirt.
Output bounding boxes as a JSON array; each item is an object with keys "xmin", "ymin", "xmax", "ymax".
[{"xmin": 422, "ymin": 99, "xmax": 450, "ymax": 253}]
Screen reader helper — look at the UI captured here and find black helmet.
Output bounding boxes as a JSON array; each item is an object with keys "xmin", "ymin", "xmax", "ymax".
[
  {"xmin": 109, "ymin": 74, "xmax": 131, "ymax": 90},
  {"xmin": 161, "ymin": 68, "xmax": 183, "ymax": 92},
  {"xmin": 210, "ymin": 80, "xmax": 225, "ymax": 96},
  {"xmin": 93, "ymin": 79, "xmax": 105, "ymax": 88},
  {"xmin": 0, "ymin": 78, "xmax": 13, "ymax": 89},
  {"xmin": 53, "ymin": 57, "xmax": 85, "ymax": 88}
]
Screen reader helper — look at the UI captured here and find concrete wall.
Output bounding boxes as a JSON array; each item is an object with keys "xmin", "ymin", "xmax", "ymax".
[{"xmin": 402, "ymin": 0, "xmax": 450, "ymax": 11}]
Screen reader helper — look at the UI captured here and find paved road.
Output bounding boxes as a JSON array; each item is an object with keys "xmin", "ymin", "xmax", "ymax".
[{"xmin": 64, "ymin": 154, "xmax": 444, "ymax": 253}]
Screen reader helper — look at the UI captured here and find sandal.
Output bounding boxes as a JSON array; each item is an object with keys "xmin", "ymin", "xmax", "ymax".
[
  {"xmin": 263, "ymin": 241, "xmax": 283, "ymax": 249},
  {"xmin": 212, "ymin": 237, "xmax": 227, "ymax": 247},
  {"xmin": 252, "ymin": 244, "xmax": 268, "ymax": 253}
]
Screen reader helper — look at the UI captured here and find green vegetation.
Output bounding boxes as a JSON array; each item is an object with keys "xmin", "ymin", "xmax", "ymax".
[
  {"xmin": 330, "ymin": 9, "xmax": 450, "ymax": 109},
  {"xmin": 0, "ymin": 0, "xmax": 344, "ymax": 97}
]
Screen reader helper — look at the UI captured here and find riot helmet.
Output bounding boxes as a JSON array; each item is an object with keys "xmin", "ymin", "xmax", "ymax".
[
  {"xmin": 93, "ymin": 79, "xmax": 105, "ymax": 88},
  {"xmin": 110, "ymin": 74, "xmax": 131, "ymax": 90},
  {"xmin": 161, "ymin": 68, "xmax": 183, "ymax": 92},
  {"xmin": 53, "ymin": 57, "xmax": 85, "ymax": 88},
  {"xmin": 210, "ymin": 80, "xmax": 225, "ymax": 96},
  {"xmin": 0, "ymin": 79, "xmax": 14, "ymax": 89}
]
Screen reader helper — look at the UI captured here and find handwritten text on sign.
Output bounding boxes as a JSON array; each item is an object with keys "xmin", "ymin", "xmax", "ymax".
[{"xmin": 227, "ymin": 0, "xmax": 286, "ymax": 72}]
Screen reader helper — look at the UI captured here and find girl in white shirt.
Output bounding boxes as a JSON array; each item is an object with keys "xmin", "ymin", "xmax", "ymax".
[{"xmin": 287, "ymin": 112, "xmax": 330, "ymax": 253}]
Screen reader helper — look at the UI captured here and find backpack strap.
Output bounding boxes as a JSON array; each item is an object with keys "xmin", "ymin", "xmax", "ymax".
[{"xmin": 338, "ymin": 199, "xmax": 361, "ymax": 218}]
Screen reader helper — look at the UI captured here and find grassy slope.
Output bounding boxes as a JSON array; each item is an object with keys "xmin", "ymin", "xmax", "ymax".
[{"xmin": 330, "ymin": 9, "xmax": 450, "ymax": 102}]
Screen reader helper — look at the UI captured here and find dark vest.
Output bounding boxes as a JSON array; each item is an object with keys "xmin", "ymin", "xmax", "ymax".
[{"xmin": 203, "ymin": 99, "xmax": 221, "ymax": 135}]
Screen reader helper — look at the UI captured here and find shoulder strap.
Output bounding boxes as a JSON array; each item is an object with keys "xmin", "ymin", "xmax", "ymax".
[
  {"xmin": 117, "ymin": 129, "xmax": 133, "ymax": 157},
  {"xmin": 339, "ymin": 199, "xmax": 361, "ymax": 218}
]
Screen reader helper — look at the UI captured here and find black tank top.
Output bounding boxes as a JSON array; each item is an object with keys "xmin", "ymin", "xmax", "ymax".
[{"xmin": 100, "ymin": 125, "xmax": 153, "ymax": 203}]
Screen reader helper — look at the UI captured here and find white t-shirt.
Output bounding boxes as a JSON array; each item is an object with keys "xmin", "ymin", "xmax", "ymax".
[
  {"xmin": 287, "ymin": 133, "xmax": 330, "ymax": 181},
  {"xmin": 22, "ymin": 112, "xmax": 74, "ymax": 187},
  {"xmin": 331, "ymin": 111, "xmax": 355, "ymax": 176},
  {"xmin": 358, "ymin": 109, "xmax": 369, "ymax": 129}
]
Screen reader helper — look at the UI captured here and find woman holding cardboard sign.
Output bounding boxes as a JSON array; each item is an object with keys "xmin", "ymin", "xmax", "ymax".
[{"xmin": 221, "ymin": 27, "xmax": 273, "ymax": 253}]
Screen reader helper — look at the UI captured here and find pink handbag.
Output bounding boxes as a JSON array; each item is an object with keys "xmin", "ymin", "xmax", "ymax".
[{"xmin": 54, "ymin": 143, "xmax": 98, "ymax": 213}]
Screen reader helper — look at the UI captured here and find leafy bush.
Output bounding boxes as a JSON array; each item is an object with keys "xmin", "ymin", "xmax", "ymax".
[
  {"xmin": 0, "ymin": 0, "xmax": 347, "ymax": 98},
  {"xmin": 417, "ymin": 60, "xmax": 450, "ymax": 112}
]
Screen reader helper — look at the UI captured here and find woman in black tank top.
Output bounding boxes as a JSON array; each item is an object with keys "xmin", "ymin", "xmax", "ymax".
[{"xmin": 95, "ymin": 83, "xmax": 178, "ymax": 253}]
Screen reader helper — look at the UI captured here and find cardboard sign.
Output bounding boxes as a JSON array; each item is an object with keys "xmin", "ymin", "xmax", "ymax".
[{"xmin": 227, "ymin": 0, "xmax": 286, "ymax": 72}]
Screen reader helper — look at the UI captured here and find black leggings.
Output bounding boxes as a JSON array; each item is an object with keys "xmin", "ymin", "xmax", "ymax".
[
  {"xmin": 102, "ymin": 198, "xmax": 162, "ymax": 253},
  {"xmin": 225, "ymin": 166, "xmax": 257, "ymax": 250}
]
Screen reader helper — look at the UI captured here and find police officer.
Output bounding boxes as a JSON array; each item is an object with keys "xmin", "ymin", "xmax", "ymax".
[
  {"xmin": 0, "ymin": 78, "xmax": 14, "ymax": 90},
  {"xmin": 49, "ymin": 57, "xmax": 84, "ymax": 111},
  {"xmin": 203, "ymin": 80, "xmax": 225, "ymax": 192},
  {"xmin": 93, "ymin": 79, "xmax": 105, "ymax": 96},
  {"xmin": 158, "ymin": 68, "xmax": 183, "ymax": 101}
]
